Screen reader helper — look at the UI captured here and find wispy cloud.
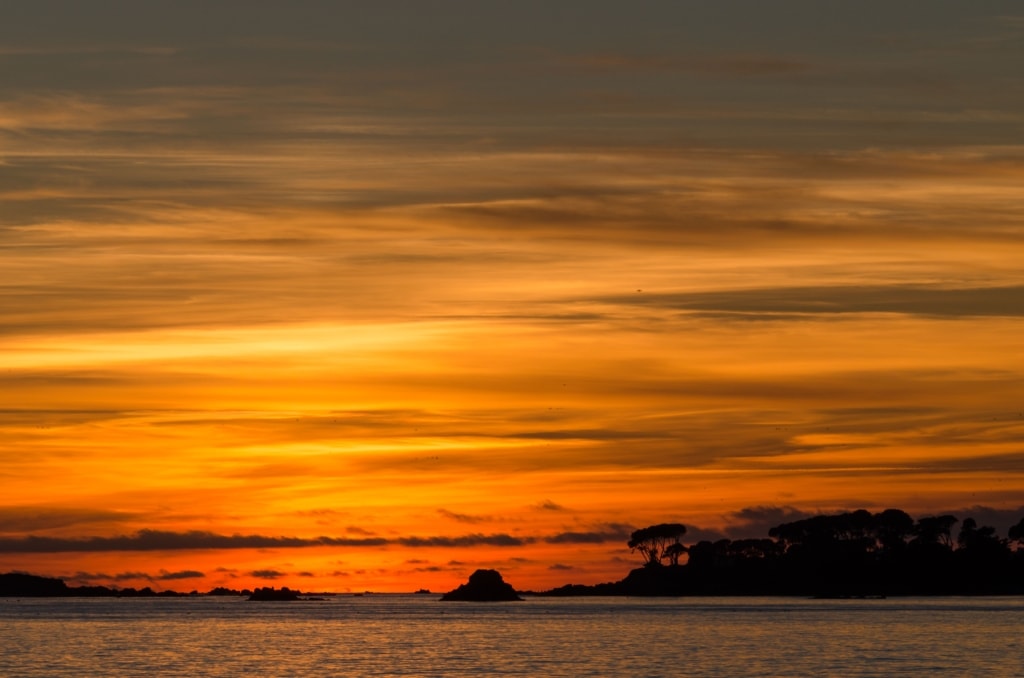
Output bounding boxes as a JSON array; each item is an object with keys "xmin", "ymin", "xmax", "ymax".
[
  {"xmin": 157, "ymin": 569, "xmax": 205, "ymax": 581},
  {"xmin": 0, "ymin": 529, "xmax": 542, "ymax": 553},
  {"xmin": 596, "ymin": 285, "xmax": 1024, "ymax": 319},
  {"xmin": 437, "ymin": 509, "xmax": 491, "ymax": 524},
  {"xmin": 0, "ymin": 506, "xmax": 140, "ymax": 533},
  {"xmin": 544, "ymin": 524, "xmax": 633, "ymax": 544}
]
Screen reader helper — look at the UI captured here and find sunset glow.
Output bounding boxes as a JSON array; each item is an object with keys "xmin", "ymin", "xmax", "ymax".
[{"xmin": 2, "ymin": 2, "xmax": 1023, "ymax": 593}]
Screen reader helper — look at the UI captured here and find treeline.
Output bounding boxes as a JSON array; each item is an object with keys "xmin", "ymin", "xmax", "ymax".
[
  {"xmin": 546, "ymin": 509, "xmax": 1024, "ymax": 597},
  {"xmin": 0, "ymin": 572, "xmax": 254, "ymax": 598}
]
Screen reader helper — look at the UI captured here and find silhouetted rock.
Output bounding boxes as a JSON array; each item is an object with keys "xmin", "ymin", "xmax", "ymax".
[
  {"xmin": 441, "ymin": 569, "xmax": 522, "ymax": 601},
  {"xmin": 0, "ymin": 572, "xmax": 70, "ymax": 597},
  {"xmin": 247, "ymin": 586, "xmax": 300, "ymax": 601},
  {"xmin": 207, "ymin": 586, "xmax": 245, "ymax": 596}
]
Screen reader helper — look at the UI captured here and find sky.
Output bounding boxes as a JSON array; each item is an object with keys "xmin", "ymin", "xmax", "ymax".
[{"xmin": 2, "ymin": 1, "xmax": 1024, "ymax": 593}]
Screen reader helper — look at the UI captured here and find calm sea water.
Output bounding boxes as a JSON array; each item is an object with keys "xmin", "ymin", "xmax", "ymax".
[{"xmin": 1, "ymin": 595, "xmax": 1022, "ymax": 677}]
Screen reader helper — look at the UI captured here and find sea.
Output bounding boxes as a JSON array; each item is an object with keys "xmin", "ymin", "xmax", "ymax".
[{"xmin": 1, "ymin": 595, "xmax": 1022, "ymax": 677}]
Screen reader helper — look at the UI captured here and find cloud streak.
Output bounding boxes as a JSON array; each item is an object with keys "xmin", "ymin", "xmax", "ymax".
[
  {"xmin": 0, "ymin": 529, "xmax": 540, "ymax": 553},
  {"xmin": 597, "ymin": 285, "xmax": 1024, "ymax": 319}
]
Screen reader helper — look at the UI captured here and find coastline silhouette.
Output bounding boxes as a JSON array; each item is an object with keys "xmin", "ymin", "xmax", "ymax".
[
  {"xmin": 546, "ymin": 509, "xmax": 1024, "ymax": 597},
  {"xmin": 3, "ymin": 509, "xmax": 1022, "ymax": 598}
]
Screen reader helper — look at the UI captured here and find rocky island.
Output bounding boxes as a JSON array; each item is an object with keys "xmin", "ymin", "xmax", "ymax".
[
  {"xmin": 441, "ymin": 569, "xmax": 522, "ymax": 601},
  {"xmin": 247, "ymin": 586, "xmax": 301, "ymax": 601}
]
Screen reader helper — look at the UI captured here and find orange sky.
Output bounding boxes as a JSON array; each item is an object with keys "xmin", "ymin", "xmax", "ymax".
[{"xmin": 2, "ymin": 2, "xmax": 1024, "ymax": 593}]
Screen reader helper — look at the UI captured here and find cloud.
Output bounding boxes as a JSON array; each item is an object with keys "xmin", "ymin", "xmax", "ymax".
[
  {"xmin": 680, "ymin": 526, "xmax": 729, "ymax": 543},
  {"xmin": 507, "ymin": 429, "xmax": 658, "ymax": 441},
  {"xmin": 250, "ymin": 570, "xmax": 285, "ymax": 580},
  {"xmin": 437, "ymin": 509, "xmax": 490, "ymax": 524},
  {"xmin": 562, "ymin": 51, "xmax": 812, "ymax": 78},
  {"xmin": 597, "ymin": 285, "xmax": 1024, "ymax": 319},
  {"xmin": 544, "ymin": 523, "xmax": 633, "ymax": 544},
  {"xmin": 66, "ymin": 570, "xmax": 202, "ymax": 583},
  {"xmin": 113, "ymin": 571, "xmax": 152, "ymax": 582},
  {"xmin": 157, "ymin": 570, "xmax": 205, "ymax": 581},
  {"xmin": 949, "ymin": 505, "xmax": 1024, "ymax": 538},
  {"xmin": 0, "ymin": 529, "xmax": 535, "ymax": 553},
  {"xmin": 68, "ymin": 571, "xmax": 114, "ymax": 583},
  {"xmin": 397, "ymin": 533, "xmax": 532, "ymax": 548},
  {"xmin": 345, "ymin": 526, "xmax": 378, "ymax": 536},
  {"xmin": 548, "ymin": 563, "xmax": 574, "ymax": 570},
  {"xmin": 0, "ymin": 506, "xmax": 140, "ymax": 533},
  {"xmin": 720, "ymin": 505, "xmax": 1024, "ymax": 541},
  {"xmin": 725, "ymin": 506, "xmax": 816, "ymax": 539},
  {"xmin": 0, "ymin": 530, "xmax": 387, "ymax": 553}
]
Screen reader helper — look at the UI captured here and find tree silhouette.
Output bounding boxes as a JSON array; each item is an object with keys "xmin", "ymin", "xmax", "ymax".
[
  {"xmin": 873, "ymin": 508, "xmax": 914, "ymax": 552},
  {"xmin": 1009, "ymin": 517, "xmax": 1024, "ymax": 549},
  {"xmin": 912, "ymin": 515, "xmax": 958, "ymax": 549},
  {"xmin": 628, "ymin": 523, "xmax": 687, "ymax": 567},
  {"xmin": 664, "ymin": 542, "xmax": 687, "ymax": 566}
]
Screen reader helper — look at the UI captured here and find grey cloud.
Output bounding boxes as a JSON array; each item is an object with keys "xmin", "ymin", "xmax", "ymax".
[
  {"xmin": 68, "ymin": 571, "xmax": 114, "ymax": 583},
  {"xmin": 0, "ymin": 530, "xmax": 388, "ymax": 553},
  {"xmin": 723, "ymin": 505, "xmax": 1024, "ymax": 541},
  {"xmin": 398, "ymin": 533, "xmax": 532, "ymax": 548},
  {"xmin": 0, "ymin": 529, "xmax": 537, "ymax": 553},
  {"xmin": 437, "ymin": 509, "xmax": 490, "ymax": 524},
  {"xmin": 113, "ymin": 571, "xmax": 152, "ymax": 582},
  {"xmin": 509, "ymin": 429, "xmax": 660, "ymax": 441},
  {"xmin": 157, "ymin": 570, "xmax": 205, "ymax": 580},
  {"xmin": 250, "ymin": 570, "xmax": 285, "ymax": 580},
  {"xmin": 0, "ymin": 506, "xmax": 139, "ymax": 533},
  {"xmin": 545, "ymin": 523, "xmax": 633, "ymax": 545},
  {"xmin": 67, "ymin": 571, "xmax": 157, "ymax": 583},
  {"xmin": 345, "ymin": 526, "xmax": 377, "ymax": 536},
  {"xmin": 598, "ymin": 285, "xmax": 1024, "ymax": 319},
  {"xmin": 725, "ymin": 506, "xmax": 816, "ymax": 539},
  {"xmin": 953, "ymin": 505, "xmax": 1024, "ymax": 538},
  {"xmin": 682, "ymin": 526, "xmax": 729, "ymax": 543},
  {"xmin": 562, "ymin": 51, "xmax": 812, "ymax": 78}
]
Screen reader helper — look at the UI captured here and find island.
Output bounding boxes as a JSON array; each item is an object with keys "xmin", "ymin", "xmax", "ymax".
[
  {"xmin": 247, "ymin": 586, "xmax": 301, "ymax": 601},
  {"xmin": 441, "ymin": 569, "xmax": 522, "ymax": 601}
]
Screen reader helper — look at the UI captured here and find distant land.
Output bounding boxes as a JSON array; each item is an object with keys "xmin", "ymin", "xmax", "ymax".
[
  {"xmin": 543, "ymin": 509, "xmax": 1024, "ymax": 597},
  {"xmin": 4, "ymin": 509, "xmax": 1023, "ymax": 599},
  {"xmin": 0, "ymin": 573, "xmax": 331, "ymax": 600}
]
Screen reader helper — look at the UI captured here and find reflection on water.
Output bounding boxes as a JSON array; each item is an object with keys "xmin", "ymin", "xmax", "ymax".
[{"xmin": 1, "ymin": 596, "xmax": 1022, "ymax": 676}]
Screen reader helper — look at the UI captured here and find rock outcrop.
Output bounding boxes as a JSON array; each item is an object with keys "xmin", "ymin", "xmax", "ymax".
[
  {"xmin": 247, "ymin": 586, "xmax": 300, "ymax": 601},
  {"xmin": 441, "ymin": 569, "xmax": 522, "ymax": 601}
]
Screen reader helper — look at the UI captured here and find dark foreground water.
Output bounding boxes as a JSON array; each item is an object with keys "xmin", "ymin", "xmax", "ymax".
[{"xmin": 1, "ymin": 595, "xmax": 1022, "ymax": 676}]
